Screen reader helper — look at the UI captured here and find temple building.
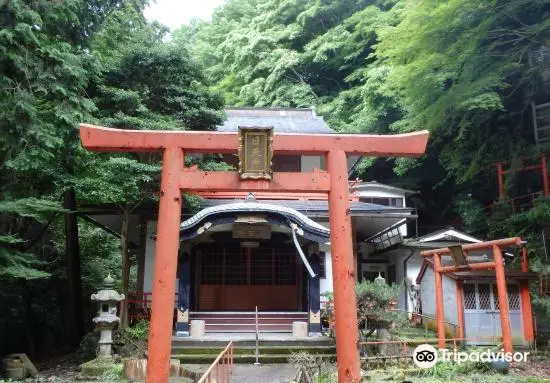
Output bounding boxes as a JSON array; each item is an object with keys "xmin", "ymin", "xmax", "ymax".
[{"xmin": 140, "ymin": 107, "xmax": 416, "ymax": 335}]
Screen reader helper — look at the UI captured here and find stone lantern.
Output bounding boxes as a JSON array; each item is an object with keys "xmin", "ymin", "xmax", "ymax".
[{"xmin": 91, "ymin": 274, "xmax": 125, "ymax": 358}]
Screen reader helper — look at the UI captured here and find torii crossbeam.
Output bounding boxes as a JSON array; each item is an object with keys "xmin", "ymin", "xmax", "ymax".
[{"xmin": 80, "ymin": 124, "xmax": 429, "ymax": 383}]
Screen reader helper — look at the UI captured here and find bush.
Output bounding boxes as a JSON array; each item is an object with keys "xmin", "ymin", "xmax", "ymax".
[
  {"xmin": 356, "ymin": 280, "xmax": 402, "ymax": 327},
  {"xmin": 121, "ymin": 319, "xmax": 149, "ymax": 341},
  {"xmin": 77, "ymin": 331, "xmax": 100, "ymax": 363},
  {"xmin": 115, "ymin": 319, "xmax": 149, "ymax": 358}
]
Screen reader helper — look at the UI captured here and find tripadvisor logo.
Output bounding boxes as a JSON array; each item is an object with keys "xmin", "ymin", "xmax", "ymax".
[
  {"xmin": 412, "ymin": 344, "xmax": 438, "ymax": 368},
  {"xmin": 412, "ymin": 344, "xmax": 530, "ymax": 368}
]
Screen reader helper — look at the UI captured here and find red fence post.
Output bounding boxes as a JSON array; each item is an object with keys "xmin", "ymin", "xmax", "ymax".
[
  {"xmin": 327, "ymin": 150, "xmax": 361, "ymax": 383},
  {"xmin": 146, "ymin": 148, "xmax": 183, "ymax": 383}
]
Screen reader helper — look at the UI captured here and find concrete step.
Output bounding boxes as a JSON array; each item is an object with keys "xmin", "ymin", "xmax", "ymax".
[
  {"xmin": 172, "ymin": 353, "xmax": 336, "ymax": 364},
  {"xmin": 189, "ymin": 312, "xmax": 308, "ymax": 333},
  {"xmin": 172, "ymin": 345, "xmax": 336, "ymax": 356},
  {"xmin": 172, "ymin": 338, "xmax": 335, "ymax": 348}
]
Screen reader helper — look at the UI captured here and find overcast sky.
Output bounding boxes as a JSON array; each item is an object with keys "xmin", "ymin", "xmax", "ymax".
[{"xmin": 144, "ymin": 0, "xmax": 226, "ymax": 31}]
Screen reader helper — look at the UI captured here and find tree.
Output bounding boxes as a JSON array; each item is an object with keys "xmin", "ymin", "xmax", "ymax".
[
  {"xmin": 0, "ymin": 0, "xmax": 155, "ymax": 349},
  {"xmin": 73, "ymin": 9, "xmax": 225, "ymax": 327}
]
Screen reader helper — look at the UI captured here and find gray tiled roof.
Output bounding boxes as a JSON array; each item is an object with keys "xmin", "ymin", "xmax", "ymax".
[
  {"xmin": 180, "ymin": 201, "xmax": 329, "ymax": 235},
  {"xmin": 216, "ymin": 107, "xmax": 334, "ymax": 134},
  {"xmin": 200, "ymin": 199, "xmax": 411, "ymax": 215}
]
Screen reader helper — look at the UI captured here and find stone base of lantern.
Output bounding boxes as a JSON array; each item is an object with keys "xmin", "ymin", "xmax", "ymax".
[{"xmin": 79, "ymin": 357, "xmax": 122, "ymax": 380}]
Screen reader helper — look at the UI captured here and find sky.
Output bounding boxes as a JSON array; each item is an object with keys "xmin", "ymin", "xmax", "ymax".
[{"xmin": 144, "ymin": 0, "xmax": 226, "ymax": 31}]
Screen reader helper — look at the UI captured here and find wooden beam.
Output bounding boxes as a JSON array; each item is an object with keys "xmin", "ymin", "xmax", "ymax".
[
  {"xmin": 192, "ymin": 191, "xmax": 329, "ymax": 200},
  {"xmin": 421, "ymin": 237, "xmax": 522, "ymax": 257},
  {"xmin": 438, "ymin": 262, "xmax": 495, "ymax": 274},
  {"xmin": 80, "ymin": 124, "xmax": 429, "ymax": 156},
  {"xmin": 179, "ymin": 170, "xmax": 331, "ymax": 193}
]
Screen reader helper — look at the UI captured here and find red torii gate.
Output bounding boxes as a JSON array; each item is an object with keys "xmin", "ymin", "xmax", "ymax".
[
  {"xmin": 420, "ymin": 237, "xmax": 534, "ymax": 353},
  {"xmin": 79, "ymin": 124, "xmax": 429, "ymax": 383}
]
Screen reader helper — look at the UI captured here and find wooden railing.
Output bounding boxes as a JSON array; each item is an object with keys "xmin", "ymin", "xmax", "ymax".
[
  {"xmin": 126, "ymin": 292, "xmax": 178, "ymax": 323},
  {"xmin": 359, "ymin": 336, "xmax": 503, "ymax": 364},
  {"xmin": 197, "ymin": 341, "xmax": 234, "ymax": 383}
]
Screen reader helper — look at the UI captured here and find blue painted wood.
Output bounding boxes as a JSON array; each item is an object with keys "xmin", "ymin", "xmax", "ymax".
[
  {"xmin": 176, "ymin": 253, "xmax": 190, "ymax": 332},
  {"xmin": 309, "ymin": 253, "xmax": 321, "ymax": 333}
]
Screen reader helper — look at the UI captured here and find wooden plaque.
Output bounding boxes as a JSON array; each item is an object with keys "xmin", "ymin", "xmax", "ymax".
[
  {"xmin": 238, "ymin": 126, "xmax": 273, "ymax": 179},
  {"xmin": 232, "ymin": 223, "xmax": 272, "ymax": 239}
]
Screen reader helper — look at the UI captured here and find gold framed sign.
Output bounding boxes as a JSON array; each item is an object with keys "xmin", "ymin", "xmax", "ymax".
[{"xmin": 238, "ymin": 126, "xmax": 273, "ymax": 180}]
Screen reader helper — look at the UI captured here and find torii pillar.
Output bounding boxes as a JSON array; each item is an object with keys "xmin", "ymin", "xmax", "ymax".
[{"xmin": 79, "ymin": 124, "xmax": 429, "ymax": 383}]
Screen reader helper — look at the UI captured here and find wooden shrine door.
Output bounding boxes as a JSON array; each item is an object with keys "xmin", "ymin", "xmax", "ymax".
[{"xmin": 196, "ymin": 243, "xmax": 301, "ymax": 311}]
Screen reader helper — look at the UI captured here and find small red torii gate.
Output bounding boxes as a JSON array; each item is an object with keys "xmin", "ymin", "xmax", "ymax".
[
  {"xmin": 420, "ymin": 238, "xmax": 534, "ymax": 353},
  {"xmin": 79, "ymin": 124, "xmax": 429, "ymax": 383}
]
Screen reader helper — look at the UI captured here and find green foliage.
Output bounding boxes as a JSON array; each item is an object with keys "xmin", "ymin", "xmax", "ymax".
[
  {"xmin": 121, "ymin": 319, "xmax": 150, "ymax": 341},
  {"xmin": 0, "ymin": 0, "xmax": 223, "ymax": 356},
  {"xmin": 356, "ymin": 280, "xmax": 401, "ymax": 310},
  {"xmin": 356, "ymin": 280, "xmax": 403, "ymax": 327},
  {"xmin": 0, "ymin": 198, "xmax": 64, "ymax": 280},
  {"xmin": 418, "ymin": 359, "xmax": 490, "ymax": 380},
  {"xmin": 101, "ymin": 363, "xmax": 124, "ymax": 381},
  {"xmin": 183, "ymin": 0, "xmax": 550, "ymax": 235}
]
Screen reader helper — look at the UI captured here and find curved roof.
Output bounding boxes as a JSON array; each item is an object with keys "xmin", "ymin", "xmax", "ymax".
[{"xmin": 180, "ymin": 201, "xmax": 330, "ymax": 243}]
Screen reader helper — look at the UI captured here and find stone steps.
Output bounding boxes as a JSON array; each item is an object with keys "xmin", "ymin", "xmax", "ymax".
[
  {"xmin": 189, "ymin": 311, "xmax": 308, "ymax": 333},
  {"xmin": 172, "ymin": 353, "xmax": 336, "ymax": 364},
  {"xmin": 171, "ymin": 336, "xmax": 336, "ymax": 364}
]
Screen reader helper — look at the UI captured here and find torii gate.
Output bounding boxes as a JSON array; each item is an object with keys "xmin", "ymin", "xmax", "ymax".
[{"xmin": 79, "ymin": 124, "xmax": 429, "ymax": 383}]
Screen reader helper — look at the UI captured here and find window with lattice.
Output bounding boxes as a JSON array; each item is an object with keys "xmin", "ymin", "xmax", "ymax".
[
  {"xmin": 199, "ymin": 248, "xmax": 222, "ymax": 285},
  {"xmin": 463, "ymin": 284, "xmax": 477, "ymax": 309},
  {"xmin": 477, "ymin": 284, "xmax": 492, "ymax": 309},
  {"xmin": 225, "ymin": 246, "xmax": 247, "ymax": 285},
  {"xmin": 275, "ymin": 249, "xmax": 296, "ymax": 285},
  {"xmin": 251, "ymin": 248, "xmax": 273, "ymax": 285}
]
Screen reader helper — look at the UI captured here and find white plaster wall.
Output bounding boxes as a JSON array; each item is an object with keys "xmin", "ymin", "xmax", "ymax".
[
  {"xmin": 420, "ymin": 267, "xmax": 458, "ymax": 325},
  {"xmin": 143, "ymin": 220, "xmax": 180, "ymax": 295},
  {"xmin": 358, "ymin": 189, "xmax": 405, "ymax": 200},
  {"xmin": 319, "ymin": 243, "xmax": 333, "ymax": 295},
  {"xmin": 394, "ymin": 253, "xmax": 406, "ymax": 310},
  {"xmin": 358, "ymin": 188, "xmax": 408, "ymax": 236}
]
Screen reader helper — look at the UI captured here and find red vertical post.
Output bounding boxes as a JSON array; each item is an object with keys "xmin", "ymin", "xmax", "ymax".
[
  {"xmin": 520, "ymin": 280, "xmax": 534, "ymax": 344},
  {"xmin": 456, "ymin": 280, "xmax": 465, "ymax": 341},
  {"xmin": 433, "ymin": 252, "xmax": 446, "ymax": 349},
  {"xmin": 497, "ymin": 162, "xmax": 505, "ymax": 199},
  {"xmin": 542, "ymin": 155, "xmax": 549, "ymax": 197},
  {"xmin": 493, "ymin": 245, "xmax": 513, "ymax": 353},
  {"xmin": 326, "ymin": 150, "xmax": 361, "ymax": 383},
  {"xmin": 146, "ymin": 148, "xmax": 183, "ymax": 383},
  {"xmin": 521, "ymin": 247, "xmax": 528, "ymax": 272}
]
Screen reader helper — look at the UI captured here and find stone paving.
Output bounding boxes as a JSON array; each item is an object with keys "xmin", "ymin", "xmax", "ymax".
[{"xmin": 231, "ymin": 363, "xmax": 297, "ymax": 383}]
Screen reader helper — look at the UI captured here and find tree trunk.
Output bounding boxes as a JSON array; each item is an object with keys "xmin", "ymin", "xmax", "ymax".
[
  {"xmin": 64, "ymin": 188, "xmax": 84, "ymax": 345},
  {"xmin": 120, "ymin": 208, "xmax": 131, "ymax": 329}
]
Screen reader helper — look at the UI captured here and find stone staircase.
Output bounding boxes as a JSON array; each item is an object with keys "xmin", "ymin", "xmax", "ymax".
[
  {"xmin": 189, "ymin": 311, "xmax": 308, "ymax": 333},
  {"xmin": 171, "ymin": 337, "xmax": 336, "ymax": 364}
]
